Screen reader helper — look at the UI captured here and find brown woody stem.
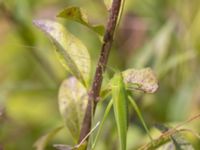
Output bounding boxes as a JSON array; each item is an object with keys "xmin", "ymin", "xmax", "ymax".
[{"xmin": 78, "ymin": 0, "xmax": 122, "ymax": 144}]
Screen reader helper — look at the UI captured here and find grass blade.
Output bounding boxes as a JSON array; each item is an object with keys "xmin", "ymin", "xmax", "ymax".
[
  {"xmin": 111, "ymin": 73, "xmax": 128, "ymax": 150},
  {"xmin": 128, "ymin": 95, "xmax": 153, "ymax": 143},
  {"xmin": 92, "ymin": 100, "xmax": 113, "ymax": 150}
]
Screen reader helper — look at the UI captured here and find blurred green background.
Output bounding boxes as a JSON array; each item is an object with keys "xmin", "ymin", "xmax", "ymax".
[{"xmin": 1, "ymin": 0, "xmax": 200, "ymax": 149}]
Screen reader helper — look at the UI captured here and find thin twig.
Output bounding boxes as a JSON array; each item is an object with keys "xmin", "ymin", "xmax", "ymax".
[{"xmin": 78, "ymin": 0, "xmax": 122, "ymax": 144}]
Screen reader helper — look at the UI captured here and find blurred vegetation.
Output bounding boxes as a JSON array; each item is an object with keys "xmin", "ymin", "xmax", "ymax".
[{"xmin": 0, "ymin": 0, "xmax": 200, "ymax": 149}]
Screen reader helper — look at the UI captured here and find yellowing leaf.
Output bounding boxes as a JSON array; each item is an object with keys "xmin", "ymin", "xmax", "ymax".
[
  {"xmin": 57, "ymin": 7, "xmax": 105, "ymax": 36},
  {"xmin": 123, "ymin": 68, "xmax": 158, "ymax": 93},
  {"xmin": 58, "ymin": 77, "xmax": 88, "ymax": 142},
  {"xmin": 33, "ymin": 20, "xmax": 91, "ymax": 87}
]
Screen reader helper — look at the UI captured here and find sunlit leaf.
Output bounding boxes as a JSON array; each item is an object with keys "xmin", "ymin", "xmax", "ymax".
[
  {"xmin": 58, "ymin": 77, "xmax": 88, "ymax": 142},
  {"xmin": 33, "ymin": 20, "xmax": 91, "ymax": 87},
  {"xmin": 104, "ymin": 0, "xmax": 113, "ymax": 10},
  {"xmin": 111, "ymin": 73, "xmax": 128, "ymax": 150},
  {"xmin": 123, "ymin": 68, "xmax": 158, "ymax": 93},
  {"xmin": 57, "ymin": 7, "xmax": 105, "ymax": 36},
  {"xmin": 34, "ymin": 126, "xmax": 64, "ymax": 150}
]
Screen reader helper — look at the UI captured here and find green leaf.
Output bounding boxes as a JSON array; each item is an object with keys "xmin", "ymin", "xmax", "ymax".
[
  {"xmin": 122, "ymin": 68, "xmax": 158, "ymax": 93},
  {"xmin": 58, "ymin": 77, "xmax": 88, "ymax": 142},
  {"xmin": 111, "ymin": 73, "xmax": 128, "ymax": 150},
  {"xmin": 33, "ymin": 19, "xmax": 91, "ymax": 87},
  {"xmin": 34, "ymin": 126, "xmax": 64, "ymax": 150},
  {"xmin": 128, "ymin": 96, "xmax": 153, "ymax": 143},
  {"xmin": 57, "ymin": 7, "xmax": 105, "ymax": 36}
]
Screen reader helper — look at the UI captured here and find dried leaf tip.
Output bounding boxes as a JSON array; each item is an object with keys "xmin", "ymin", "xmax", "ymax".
[{"xmin": 123, "ymin": 68, "xmax": 159, "ymax": 93}]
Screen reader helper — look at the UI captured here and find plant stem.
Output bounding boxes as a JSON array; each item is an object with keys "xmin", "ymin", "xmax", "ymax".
[{"xmin": 78, "ymin": 0, "xmax": 123, "ymax": 144}]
